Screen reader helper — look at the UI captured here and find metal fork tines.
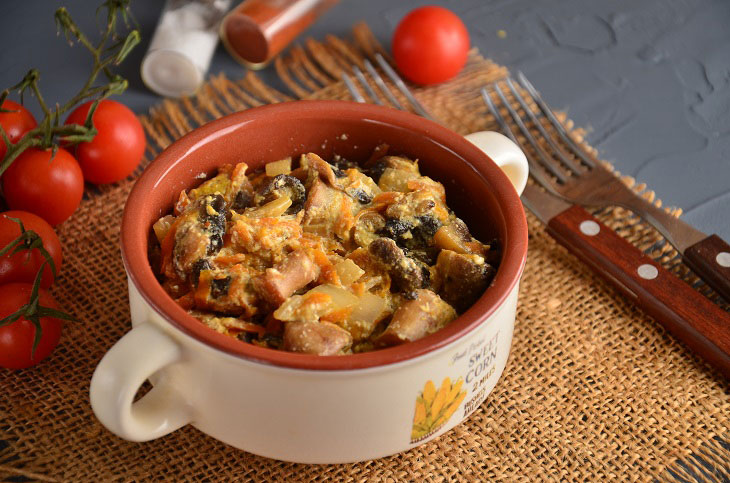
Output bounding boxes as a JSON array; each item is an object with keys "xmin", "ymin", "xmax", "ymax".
[
  {"xmin": 481, "ymin": 73, "xmax": 708, "ymax": 255},
  {"xmin": 342, "ymin": 53, "xmax": 435, "ymax": 121}
]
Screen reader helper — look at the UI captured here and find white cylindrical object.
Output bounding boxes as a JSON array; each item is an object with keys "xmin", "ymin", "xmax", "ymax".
[{"xmin": 141, "ymin": 0, "xmax": 232, "ymax": 97}]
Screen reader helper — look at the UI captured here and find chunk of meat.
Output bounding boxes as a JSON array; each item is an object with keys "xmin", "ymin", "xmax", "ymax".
[
  {"xmin": 283, "ymin": 321, "xmax": 353, "ymax": 355},
  {"xmin": 377, "ymin": 289, "xmax": 456, "ymax": 345},
  {"xmin": 435, "ymin": 250, "xmax": 495, "ymax": 312},
  {"xmin": 368, "ymin": 237, "xmax": 427, "ymax": 293},
  {"xmin": 253, "ymin": 250, "xmax": 320, "ymax": 306},
  {"xmin": 302, "ymin": 178, "xmax": 356, "ymax": 240}
]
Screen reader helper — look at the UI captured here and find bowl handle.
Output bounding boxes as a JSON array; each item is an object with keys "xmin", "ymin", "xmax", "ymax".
[
  {"xmin": 464, "ymin": 131, "xmax": 529, "ymax": 196},
  {"xmin": 89, "ymin": 323, "xmax": 193, "ymax": 441}
]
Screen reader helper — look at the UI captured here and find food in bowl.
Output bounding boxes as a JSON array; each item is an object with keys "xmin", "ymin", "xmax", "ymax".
[{"xmin": 151, "ymin": 149, "xmax": 501, "ymax": 355}]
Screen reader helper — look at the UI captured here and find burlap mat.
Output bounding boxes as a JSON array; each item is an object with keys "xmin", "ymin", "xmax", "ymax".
[{"xmin": 1, "ymin": 23, "xmax": 728, "ymax": 482}]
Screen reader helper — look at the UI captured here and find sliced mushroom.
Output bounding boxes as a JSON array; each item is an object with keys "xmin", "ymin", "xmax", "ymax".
[
  {"xmin": 435, "ymin": 250, "xmax": 495, "ymax": 312},
  {"xmin": 302, "ymin": 152, "xmax": 338, "ymax": 186},
  {"xmin": 368, "ymin": 237, "xmax": 427, "ymax": 293},
  {"xmin": 253, "ymin": 250, "xmax": 320, "ymax": 306},
  {"xmin": 283, "ymin": 321, "xmax": 353, "ymax": 355},
  {"xmin": 377, "ymin": 289, "xmax": 456, "ymax": 345},
  {"xmin": 255, "ymin": 174, "xmax": 306, "ymax": 214}
]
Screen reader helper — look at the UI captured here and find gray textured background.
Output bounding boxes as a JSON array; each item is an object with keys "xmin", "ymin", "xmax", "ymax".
[{"xmin": 1, "ymin": 0, "xmax": 728, "ymax": 239}]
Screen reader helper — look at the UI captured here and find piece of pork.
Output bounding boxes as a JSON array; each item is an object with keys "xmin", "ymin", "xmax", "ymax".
[
  {"xmin": 377, "ymin": 289, "xmax": 456, "ymax": 345},
  {"xmin": 302, "ymin": 178, "xmax": 356, "ymax": 240},
  {"xmin": 283, "ymin": 321, "xmax": 352, "ymax": 355},
  {"xmin": 253, "ymin": 250, "xmax": 320, "ymax": 306}
]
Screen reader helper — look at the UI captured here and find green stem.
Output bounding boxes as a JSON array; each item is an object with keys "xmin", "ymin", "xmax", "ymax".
[
  {"xmin": 0, "ymin": 0, "xmax": 137, "ymax": 174},
  {"xmin": 0, "ymin": 135, "xmax": 41, "ymax": 177},
  {"xmin": 28, "ymin": 73, "xmax": 51, "ymax": 118},
  {"xmin": 0, "ymin": 123, "xmax": 95, "ymax": 177}
]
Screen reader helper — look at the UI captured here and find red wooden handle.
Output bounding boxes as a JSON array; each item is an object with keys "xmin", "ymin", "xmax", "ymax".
[
  {"xmin": 684, "ymin": 234, "xmax": 730, "ymax": 303},
  {"xmin": 546, "ymin": 205, "xmax": 730, "ymax": 379}
]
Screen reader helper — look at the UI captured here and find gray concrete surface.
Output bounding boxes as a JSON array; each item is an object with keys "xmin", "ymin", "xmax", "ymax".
[{"xmin": 1, "ymin": 0, "xmax": 728, "ymax": 240}]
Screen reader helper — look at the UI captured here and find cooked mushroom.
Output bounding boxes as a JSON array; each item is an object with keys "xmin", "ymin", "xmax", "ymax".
[
  {"xmin": 253, "ymin": 250, "xmax": 321, "ymax": 306},
  {"xmin": 353, "ymin": 211, "xmax": 386, "ymax": 247},
  {"xmin": 376, "ymin": 213, "xmax": 441, "ymax": 264},
  {"xmin": 368, "ymin": 237, "xmax": 427, "ymax": 293},
  {"xmin": 283, "ymin": 321, "xmax": 353, "ymax": 355},
  {"xmin": 303, "ymin": 152, "xmax": 338, "ymax": 186},
  {"xmin": 435, "ymin": 250, "xmax": 495, "ymax": 312},
  {"xmin": 172, "ymin": 194, "xmax": 227, "ymax": 281},
  {"xmin": 255, "ymin": 174, "xmax": 306, "ymax": 214},
  {"xmin": 377, "ymin": 289, "xmax": 456, "ymax": 345}
]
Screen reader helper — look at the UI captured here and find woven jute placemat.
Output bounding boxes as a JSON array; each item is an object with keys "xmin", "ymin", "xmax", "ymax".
[{"xmin": 1, "ymin": 23, "xmax": 728, "ymax": 482}]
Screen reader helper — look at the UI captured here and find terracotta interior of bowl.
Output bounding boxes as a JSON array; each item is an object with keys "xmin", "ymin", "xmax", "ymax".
[{"xmin": 122, "ymin": 101, "xmax": 527, "ymax": 370}]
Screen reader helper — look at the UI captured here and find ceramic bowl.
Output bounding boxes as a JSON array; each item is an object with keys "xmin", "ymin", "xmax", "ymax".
[{"xmin": 89, "ymin": 101, "xmax": 528, "ymax": 463}]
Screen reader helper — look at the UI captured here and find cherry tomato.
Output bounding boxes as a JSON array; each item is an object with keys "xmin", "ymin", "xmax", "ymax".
[
  {"xmin": 0, "ymin": 100, "xmax": 37, "ymax": 160},
  {"xmin": 0, "ymin": 283, "xmax": 64, "ymax": 369},
  {"xmin": 0, "ymin": 211, "xmax": 62, "ymax": 288},
  {"xmin": 2, "ymin": 147, "xmax": 84, "ymax": 226},
  {"xmin": 392, "ymin": 6, "xmax": 470, "ymax": 85},
  {"xmin": 65, "ymin": 99, "xmax": 146, "ymax": 184}
]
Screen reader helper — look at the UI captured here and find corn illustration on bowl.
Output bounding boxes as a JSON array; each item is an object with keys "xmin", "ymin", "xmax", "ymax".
[{"xmin": 412, "ymin": 377, "xmax": 467, "ymax": 442}]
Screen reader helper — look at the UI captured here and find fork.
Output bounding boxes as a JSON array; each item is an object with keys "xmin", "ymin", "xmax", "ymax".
[
  {"xmin": 482, "ymin": 73, "xmax": 730, "ymax": 302},
  {"xmin": 343, "ymin": 57, "xmax": 730, "ymax": 377}
]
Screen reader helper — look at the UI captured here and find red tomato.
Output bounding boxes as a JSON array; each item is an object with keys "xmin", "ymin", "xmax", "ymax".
[
  {"xmin": 2, "ymin": 147, "xmax": 84, "ymax": 226},
  {"xmin": 0, "ymin": 100, "xmax": 37, "ymax": 160},
  {"xmin": 392, "ymin": 6, "xmax": 470, "ymax": 85},
  {"xmin": 65, "ymin": 99, "xmax": 146, "ymax": 184},
  {"xmin": 0, "ymin": 283, "xmax": 64, "ymax": 369},
  {"xmin": 0, "ymin": 211, "xmax": 62, "ymax": 288}
]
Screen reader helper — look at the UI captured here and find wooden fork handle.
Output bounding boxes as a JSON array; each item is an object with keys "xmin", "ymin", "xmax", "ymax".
[
  {"xmin": 546, "ymin": 205, "xmax": 730, "ymax": 379},
  {"xmin": 684, "ymin": 235, "xmax": 730, "ymax": 303}
]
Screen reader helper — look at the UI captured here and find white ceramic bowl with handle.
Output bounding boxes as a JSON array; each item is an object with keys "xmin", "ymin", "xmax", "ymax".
[{"xmin": 90, "ymin": 101, "xmax": 528, "ymax": 464}]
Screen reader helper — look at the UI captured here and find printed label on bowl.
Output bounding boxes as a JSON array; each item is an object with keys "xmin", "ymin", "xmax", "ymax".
[{"xmin": 410, "ymin": 330, "xmax": 501, "ymax": 443}]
